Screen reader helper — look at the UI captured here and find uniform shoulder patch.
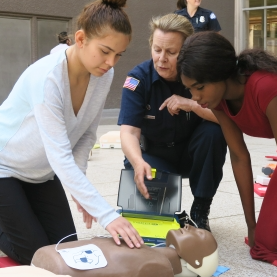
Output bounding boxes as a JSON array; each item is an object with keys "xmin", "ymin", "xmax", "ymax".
[
  {"xmin": 210, "ymin": 13, "xmax": 216, "ymax": 19},
  {"xmin": 123, "ymin": 76, "xmax": 140, "ymax": 91}
]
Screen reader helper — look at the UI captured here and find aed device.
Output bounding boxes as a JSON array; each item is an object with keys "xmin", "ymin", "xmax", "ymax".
[{"xmin": 117, "ymin": 169, "xmax": 182, "ymax": 245}]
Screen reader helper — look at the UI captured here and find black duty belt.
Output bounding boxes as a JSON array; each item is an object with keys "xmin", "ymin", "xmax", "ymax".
[
  {"xmin": 149, "ymin": 140, "xmax": 183, "ymax": 148},
  {"xmin": 165, "ymin": 142, "xmax": 175, "ymax": 147}
]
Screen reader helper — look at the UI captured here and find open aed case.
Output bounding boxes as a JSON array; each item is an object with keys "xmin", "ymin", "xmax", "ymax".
[{"xmin": 117, "ymin": 169, "xmax": 182, "ymax": 246}]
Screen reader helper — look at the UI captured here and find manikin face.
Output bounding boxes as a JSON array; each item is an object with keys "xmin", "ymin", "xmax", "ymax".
[
  {"xmin": 171, "ymin": 224, "xmax": 205, "ymax": 239},
  {"xmin": 166, "ymin": 225, "xmax": 217, "ymax": 267},
  {"xmin": 78, "ymin": 29, "xmax": 130, "ymax": 77},
  {"xmin": 181, "ymin": 74, "xmax": 226, "ymax": 110},
  {"xmin": 186, "ymin": 0, "xmax": 202, "ymax": 8},
  {"xmin": 151, "ymin": 29, "xmax": 183, "ymax": 81},
  {"xmin": 166, "ymin": 225, "xmax": 218, "ymax": 277}
]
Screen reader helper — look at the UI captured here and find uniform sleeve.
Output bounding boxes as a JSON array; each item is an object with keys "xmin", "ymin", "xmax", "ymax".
[
  {"xmin": 208, "ymin": 12, "xmax": 221, "ymax": 31},
  {"xmin": 34, "ymin": 78, "xmax": 119, "ymax": 229},
  {"xmin": 118, "ymin": 72, "xmax": 147, "ymax": 128},
  {"xmin": 254, "ymin": 73, "xmax": 277, "ymax": 113}
]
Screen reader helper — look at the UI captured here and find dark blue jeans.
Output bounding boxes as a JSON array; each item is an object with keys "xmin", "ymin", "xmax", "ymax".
[
  {"xmin": 0, "ymin": 176, "xmax": 77, "ymax": 264},
  {"xmin": 124, "ymin": 121, "xmax": 227, "ymax": 198}
]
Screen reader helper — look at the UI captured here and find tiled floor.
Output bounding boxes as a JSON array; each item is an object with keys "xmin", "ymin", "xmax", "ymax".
[{"xmin": 1, "ymin": 124, "xmax": 277, "ymax": 276}]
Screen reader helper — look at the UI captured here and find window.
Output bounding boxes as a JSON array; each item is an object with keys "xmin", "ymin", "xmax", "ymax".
[
  {"xmin": 0, "ymin": 16, "xmax": 31, "ymax": 104},
  {"xmin": 38, "ymin": 19, "xmax": 69, "ymax": 59},
  {"xmin": 243, "ymin": 0, "xmax": 277, "ymax": 55},
  {"xmin": 0, "ymin": 15, "xmax": 71, "ymax": 105}
]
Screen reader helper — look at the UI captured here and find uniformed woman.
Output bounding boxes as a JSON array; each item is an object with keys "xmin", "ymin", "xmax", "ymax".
[
  {"xmin": 118, "ymin": 13, "xmax": 227, "ymax": 231},
  {"xmin": 175, "ymin": 0, "xmax": 221, "ymax": 33}
]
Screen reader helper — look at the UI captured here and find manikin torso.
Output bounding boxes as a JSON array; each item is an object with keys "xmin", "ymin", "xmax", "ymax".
[{"xmin": 31, "ymin": 225, "xmax": 218, "ymax": 277}]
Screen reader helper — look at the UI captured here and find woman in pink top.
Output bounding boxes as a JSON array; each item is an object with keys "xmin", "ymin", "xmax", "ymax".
[{"xmin": 177, "ymin": 31, "xmax": 277, "ymax": 265}]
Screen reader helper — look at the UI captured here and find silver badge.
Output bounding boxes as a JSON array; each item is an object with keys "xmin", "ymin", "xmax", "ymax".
[{"xmin": 200, "ymin": 16, "xmax": 205, "ymax": 23}]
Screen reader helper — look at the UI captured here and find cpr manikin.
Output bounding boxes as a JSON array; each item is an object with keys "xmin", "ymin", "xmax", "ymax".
[
  {"xmin": 31, "ymin": 225, "xmax": 218, "ymax": 277},
  {"xmin": 166, "ymin": 224, "xmax": 218, "ymax": 277}
]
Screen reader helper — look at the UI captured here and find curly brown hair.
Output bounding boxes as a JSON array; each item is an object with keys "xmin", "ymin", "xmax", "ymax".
[{"xmin": 177, "ymin": 31, "xmax": 277, "ymax": 83}]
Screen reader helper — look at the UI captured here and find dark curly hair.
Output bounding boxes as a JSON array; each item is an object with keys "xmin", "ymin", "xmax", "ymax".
[
  {"xmin": 177, "ymin": 0, "xmax": 187, "ymax": 10},
  {"xmin": 58, "ymin": 31, "xmax": 70, "ymax": 44},
  {"xmin": 177, "ymin": 31, "xmax": 277, "ymax": 84}
]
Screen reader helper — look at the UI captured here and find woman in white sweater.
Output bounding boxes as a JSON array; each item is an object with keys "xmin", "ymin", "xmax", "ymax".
[{"xmin": 0, "ymin": 0, "xmax": 142, "ymax": 264}]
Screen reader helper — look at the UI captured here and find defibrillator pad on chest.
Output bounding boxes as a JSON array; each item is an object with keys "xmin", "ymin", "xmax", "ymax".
[{"xmin": 57, "ymin": 244, "xmax": 107, "ymax": 270}]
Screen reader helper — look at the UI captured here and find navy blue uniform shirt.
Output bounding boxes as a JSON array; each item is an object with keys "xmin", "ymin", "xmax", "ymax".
[
  {"xmin": 118, "ymin": 59, "xmax": 202, "ymax": 144},
  {"xmin": 175, "ymin": 7, "xmax": 221, "ymax": 32}
]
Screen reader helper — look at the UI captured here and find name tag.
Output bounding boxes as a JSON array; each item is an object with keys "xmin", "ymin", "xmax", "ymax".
[{"xmin": 144, "ymin": 115, "xmax": 155, "ymax": 119}]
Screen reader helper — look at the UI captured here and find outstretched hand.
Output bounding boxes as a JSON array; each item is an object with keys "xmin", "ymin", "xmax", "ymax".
[
  {"xmin": 133, "ymin": 161, "xmax": 153, "ymax": 199},
  {"xmin": 72, "ymin": 195, "xmax": 97, "ymax": 229},
  {"xmin": 72, "ymin": 196, "xmax": 144, "ymax": 249},
  {"xmin": 106, "ymin": 216, "xmax": 144, "ymax": 248},
  {"xmin": 159, "ymin": 94, "xmax": 195, "ymax": 116}
]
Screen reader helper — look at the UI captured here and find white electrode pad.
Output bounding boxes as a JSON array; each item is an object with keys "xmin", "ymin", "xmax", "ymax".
[{"xmin": 57, "ymin": 244, "xmax": 107, "ymax": 270}]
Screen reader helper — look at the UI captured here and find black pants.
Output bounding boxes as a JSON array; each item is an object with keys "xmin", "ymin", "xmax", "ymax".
[
  {"xmin": 0, "ymin": 176, "xmax": 77, "ymax": 265},
  {"xmin": 124, "ymin": 121, "xmax": 227, "ymax": 198}
]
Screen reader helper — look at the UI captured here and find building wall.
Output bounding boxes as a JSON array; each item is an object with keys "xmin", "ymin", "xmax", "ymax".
[
  {"xmin": 201, "ymin": 0, "xmax": 235, "ymax": 45},
  {"xmin": 0, "ymin": 0, "xmax": 90, "ymax": 17},
  {"xmin": 0, "ymin": 0, "xmax": 235, "ymax": 109}
]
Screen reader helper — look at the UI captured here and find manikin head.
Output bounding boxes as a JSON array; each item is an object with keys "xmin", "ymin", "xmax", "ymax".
[{"xmin": 166, "ymin": 225, "xmax": 218, "ymax": 277}]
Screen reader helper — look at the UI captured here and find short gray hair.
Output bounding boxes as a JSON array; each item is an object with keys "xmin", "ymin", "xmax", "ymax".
[{"xmin": 149, "ymin": 13, "xmax": 194, "ymax": 46}]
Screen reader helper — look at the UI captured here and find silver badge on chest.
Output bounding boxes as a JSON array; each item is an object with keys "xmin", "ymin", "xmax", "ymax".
[{"xmin": 199, "ymin": 16, "xmax": 205, "ymax": 23}]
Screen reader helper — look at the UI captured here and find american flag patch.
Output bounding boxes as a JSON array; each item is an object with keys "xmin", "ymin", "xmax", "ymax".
[{"xmin": 123, "ymin": 76, "xmax": 140, "ymax": 91}]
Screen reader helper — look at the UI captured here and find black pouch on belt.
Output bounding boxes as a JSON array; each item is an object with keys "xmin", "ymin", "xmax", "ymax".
[{"xmin": 139, "ymin": 134, "xmax": 148, "ymax": 152}]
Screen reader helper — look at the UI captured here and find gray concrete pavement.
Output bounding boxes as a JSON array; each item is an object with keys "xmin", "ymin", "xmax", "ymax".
[
  {"xmin": 79, "ymin": 125, "xmax": 277, "ymax": 277},
  {"xmin": 1, "ymin": 123, "xmax": 277, "ymax": 276}
]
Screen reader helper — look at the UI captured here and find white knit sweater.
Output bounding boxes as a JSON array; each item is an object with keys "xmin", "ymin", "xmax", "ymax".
[{"xmin": 0, "ymin": 50, "xmax": 119, "ymax": 228}]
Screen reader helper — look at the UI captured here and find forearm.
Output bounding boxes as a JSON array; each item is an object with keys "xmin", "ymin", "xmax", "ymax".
[
  {"xmin": 121, "ymin": 131, "xmax": 144, "ymax": 169},
  {"xmin": 191, "ymin": 102, "xmax": 218, "ymax": 123},
  {"xmin": 212, "ymin": 109, "xmax": 255, "ymax": 230},
  {"xmin": 230, "ymin": 152, "xmax": 256, "ymax": 228},
  {"xmin": 72, "ymin": 129, "xmax": 96, "ymax": 174},
  {"xmin": 73, "ymin": 102, "xmax": 104, "ymax": 172}
]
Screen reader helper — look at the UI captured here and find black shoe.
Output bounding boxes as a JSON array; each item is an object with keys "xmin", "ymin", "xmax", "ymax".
[
  {"xmin": 177, "ymin": 210, "xmax": 197, "ymax": 228},
  {"xmin": 190, "ymin": 197, "xmax": 213, "ymax": 232}
]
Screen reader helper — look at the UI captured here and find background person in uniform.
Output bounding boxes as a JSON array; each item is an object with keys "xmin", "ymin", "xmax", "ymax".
[
  {"xmin": 175, "ymin": 0, "xmax": 221, "ymax": 32},
  {"xmin": 178, "ymin": 31, "xmax": 277, "ymax": 264},
  {"xmin": 118, "ymin": 14, "xmax": 227, "ymax": 232},
  {"xmin": 50, "ymin": 31, "xmax": 72, "ymax": 54},
  {"xmin": 0, "ymin": 0, "xmax": 142, "ymax": 265}
]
